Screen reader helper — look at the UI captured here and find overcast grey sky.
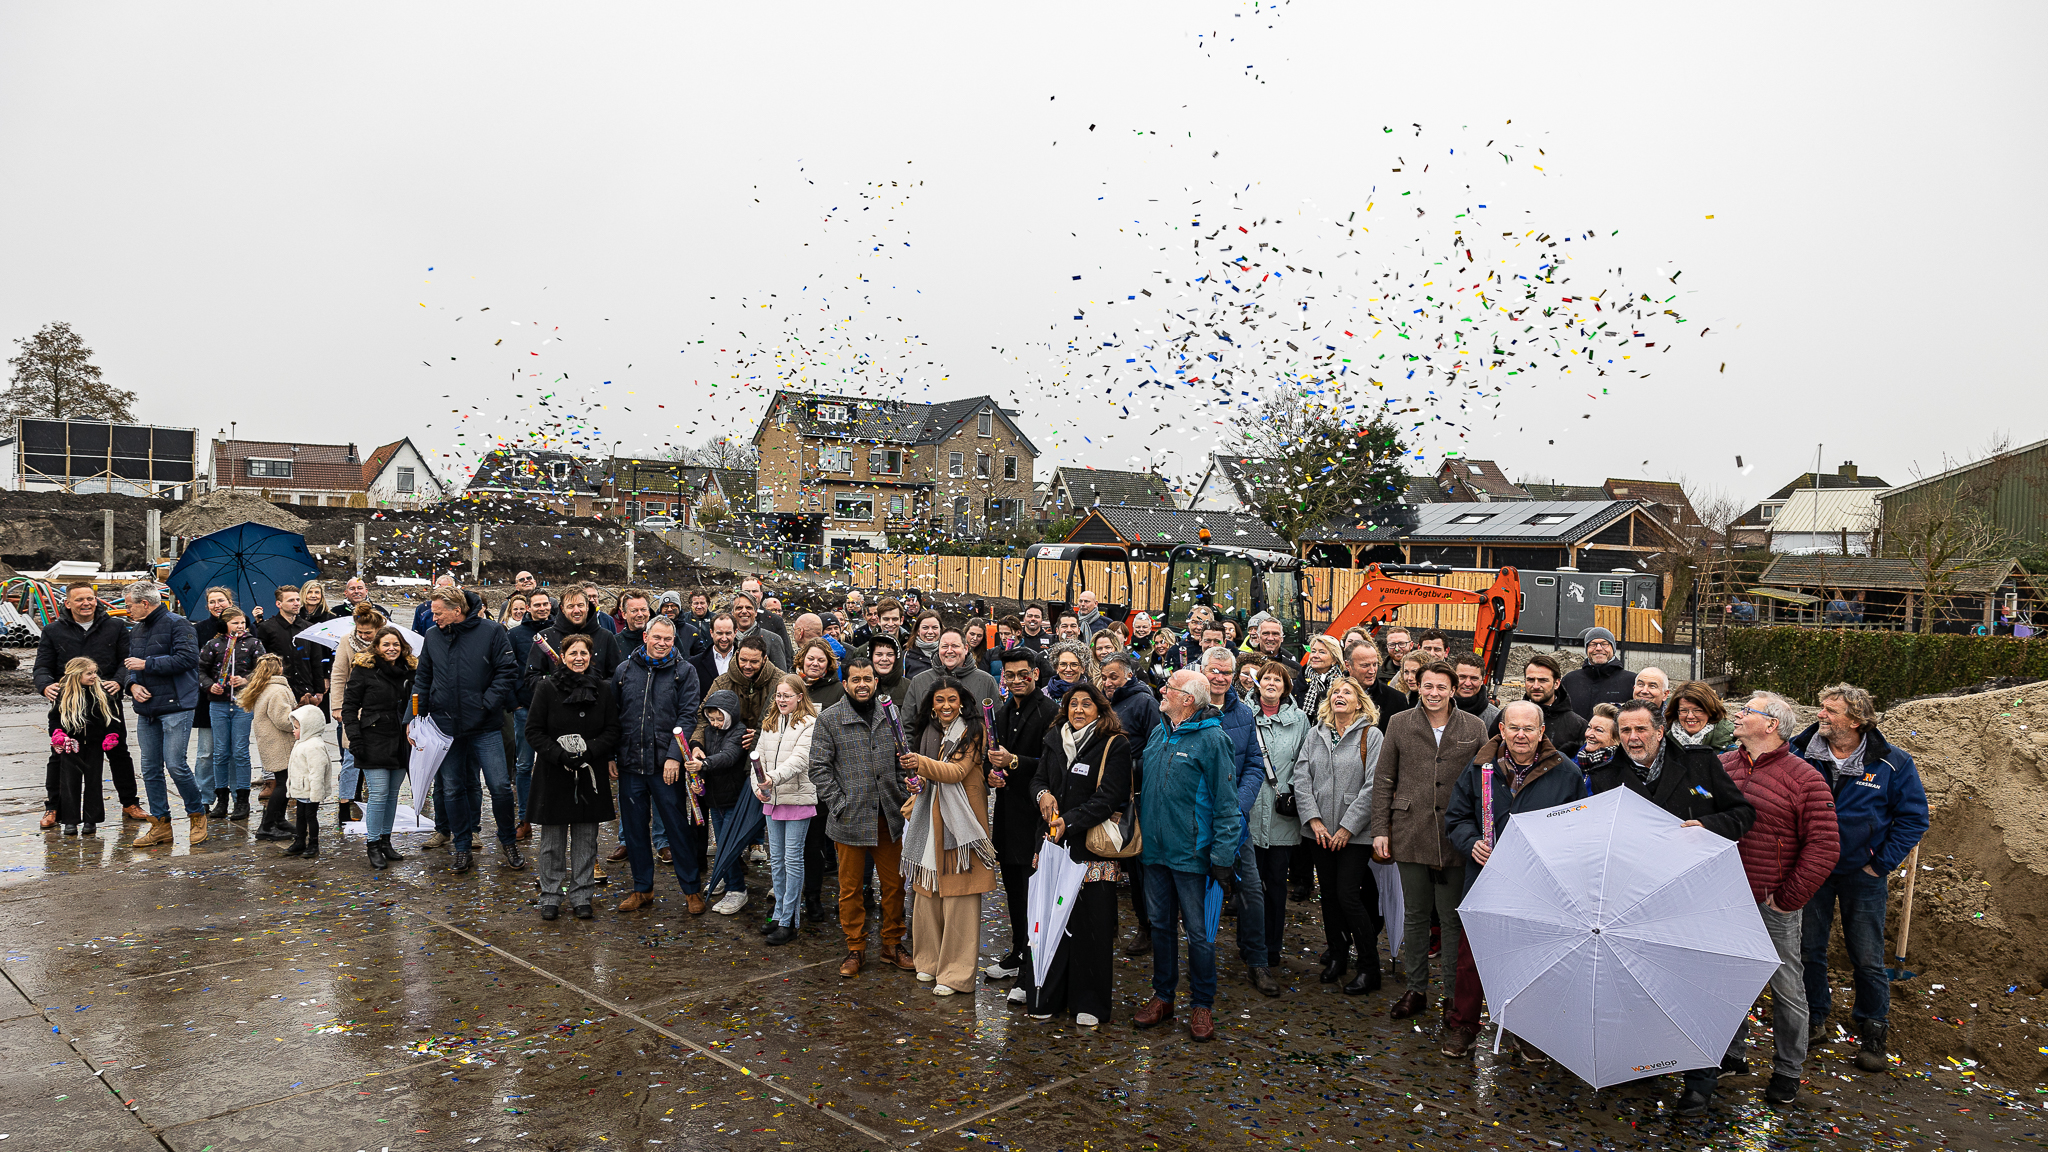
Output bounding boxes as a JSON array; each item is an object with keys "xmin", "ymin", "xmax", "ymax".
[{"xmin": 3, "ymin": 2, "xmax": 2041, "ymax": 508}]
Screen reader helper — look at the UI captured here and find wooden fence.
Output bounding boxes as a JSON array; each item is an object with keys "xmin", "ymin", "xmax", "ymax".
[{"xmin": 850, "ymin": 552, "xmax": 1669, "ymax": 642}]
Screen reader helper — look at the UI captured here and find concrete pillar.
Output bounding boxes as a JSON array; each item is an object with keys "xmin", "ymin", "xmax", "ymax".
[
  {"xmin": 470, "ymin": 523, "xmax": 482, "ymax": 582},
  {"xmin": 354, "ymin": 522, "xmax": 366, "ymax": 574},
  {"xmin": 145, "ymin": 509, "xmax": 161, "ymax": 569},
  {"xmin": 103, "ymin": 510, "xmax": 115, "ymax": 572},
  {"xmin": 624, "ymin": 529, "xmax": 636, "ymax": 582}
]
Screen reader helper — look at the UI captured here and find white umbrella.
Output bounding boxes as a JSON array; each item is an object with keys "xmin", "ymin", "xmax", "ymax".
[
  {"xmin": 297, "ymin": 615, "xmax": 426, "ymax": 656},
  {"xmin": 405, "ymin": 714, "xmax": 453, "ymax": 832},
  {"xmin": 1458, "ymin": 786, "xmax": 1780, "ymax": 1089},
  {"xmin": 1027, "ymin": 842, "xmax": 1091, "ymax": 989}
]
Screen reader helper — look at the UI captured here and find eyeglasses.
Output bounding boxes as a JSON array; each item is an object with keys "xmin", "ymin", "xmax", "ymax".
[{"xmin": 1739, "ymin": 706, "xmax": 1773, "ymax": 720}]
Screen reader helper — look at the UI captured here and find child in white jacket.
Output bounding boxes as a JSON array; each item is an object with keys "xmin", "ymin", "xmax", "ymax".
[
  {"xmin": 754, "ymin": 674, "xmax": 818, "ymax": 944},
  {"xmin": 283, "ymin": 704, "xmax": 336, "ymax": 859}
]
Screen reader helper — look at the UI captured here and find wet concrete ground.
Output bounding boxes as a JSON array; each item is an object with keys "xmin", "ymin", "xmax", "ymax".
[{"xmin": 0, "ymin": 693, "xmax": 2041, "ymax": 1151}]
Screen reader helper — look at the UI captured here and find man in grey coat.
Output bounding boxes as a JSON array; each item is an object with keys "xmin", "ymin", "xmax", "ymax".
[{"xmin": 809, "ymin": 657, "xmax": 915, "ymax": 978}]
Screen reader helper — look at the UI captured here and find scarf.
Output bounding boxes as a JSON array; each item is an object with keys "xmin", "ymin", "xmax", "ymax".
[
  {"xmin": 1670, "ymin": 724, "xmax": 1710, "ymax": 747},
  {"xmin": 1630, "ymin": 741, "xmax": 1666, "ymax": 786},
  {"xmin": 1455, "ymin": 692, "xmax": 1491, "ymax": 717},
  {"xmin": 633, "ymin": 644, "xmax": 680, "ymax": 670},
  {"xmin": 1301, "ymin": 665, "xmax": 1337, "ymax": 718},
  {"xmin": 1046, "ymin": 676, "xmax": 1078, "ymax": 702},
  {"xmin": 1496, "ymin": 747, "xmax": 1538, "ymax": 797},
  {"xmin": 899, "ymin": 717, "xmax": 997, "ymax": 890},
  {"xmin": 1060, "ymin": 719, "xmax": 1098, "ymax": 767},
  {"xmin": 914, "ymin": 637, "xmax": 940, "ymax": 664}
]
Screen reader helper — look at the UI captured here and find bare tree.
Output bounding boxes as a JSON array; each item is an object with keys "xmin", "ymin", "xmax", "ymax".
[
  {"xmin": 1881, "ymin": 438, "xmax": 2026, "ymax": 632},
  {"xmin": 1227, "ymin": 384, "xmax": 1408, "ymax": 546},
  {"xmin": 689, "ymin": 436, "xmax": 759, "ymax": 470}
]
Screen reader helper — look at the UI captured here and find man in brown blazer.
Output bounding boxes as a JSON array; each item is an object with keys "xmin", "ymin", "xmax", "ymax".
[{"xmin": 1370, "ymin": 660, "xmax": 1487, "ymax": 1021}]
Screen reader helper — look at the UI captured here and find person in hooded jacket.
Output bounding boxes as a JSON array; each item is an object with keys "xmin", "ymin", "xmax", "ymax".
[
  {"xmin": 866, "ymin": 634, "xmax": 908, "ymax": 707},
  {"xmin": 341, "ymin": 626, "xmax": 415, "ymax": 869},
  {"xmin": 1248, "ymin": 663, "xmax": 1309, "ymax": 981},
  {"xmin": 985, "ymin": 648, "xmax": 1058, "ymax": 983},
  {"xmin": 525, "ymin": 632, "xmax": 619, "ymax": 920},
  {"xmin": 1587, "ymin": 698, "xmax": 1754, "ymax": 839},
  {"xmin": 1017, "ymin": 680, "xmax": 1133, "ymax": 1027},
  {"xmin": 281, "ymin": 703, "xmax": 335, "ymax": 859},
  {"xmin": 690, "ymin": 688, "xmax": 754, "ymax": 912},
  {"xmin": 1560, "ymin": 628, "xmax": 1637, "ymax": 719},
  {"xmin": 1441, "ymin": 701, "xmax": 1585, "ymax": 1058},
  {"xmin": 523, "ymin": 587, "xmax": 622, "ymax": 706}
]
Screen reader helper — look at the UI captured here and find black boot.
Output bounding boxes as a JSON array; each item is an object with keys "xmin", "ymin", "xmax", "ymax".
[
  {"xmin": 1342, "ymin": 966, "xmax": 1378, "ymax": 995},
  {"xmin": 231, "ymin": 789, "xmax": 251, "ymax": 820},
  {"xmin": 1320, "ymin": 944, "xmax": 1350, "ymax": 984},
  {"xmin": 1855, "ymin": 1021, "xmax": 1888, "ymax": 1072},
  {"xmin": 368, "ymin": 841, "xmax": 388, "ymax": 870},
  {"xmin": 378, "ymin": 836, "xmax": 406, "ymax": 862},
  {"xmin": 282, "ymin": 803, "xmax": 310, "ymax": 856},
  {"xmin": 302, "ymin": 806, "xmax": 320, "ymax": 860},
  {"xmin": 209, "ymin": 789, "xmax": 230, "ymax": 819}
]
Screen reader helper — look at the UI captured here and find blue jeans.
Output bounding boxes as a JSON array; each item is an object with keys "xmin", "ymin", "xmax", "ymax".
[
  {"xmin": 1803, "ymin": 867, "xmax": 1891, "ymax": 1025},
  {"xmin": 1232, "ymin": 834, "xmax": 1269, "ymax": 968},
  {"xmin": 512, "ymin": 708, "xmax": 533, "ymax": 821},
  {"xmin": 363, "ymin": 768, "xmax": 404, "ymax": 839},
  {"xmin": 207, "ymin": 701, "xmax": 254, "ymax": 793},
  {"xmin": 135, "ymin": 710, "xmax": 203, "ymax": 818},
  {"xmin": 338, "ymin": 745, "xmax": 361, "ymax": 806},
  {"xmin": 618, "ymin": 772, "xmax": 703, "ymax": 895},
  {"xmin": 1146, "ymin": 866, "xmax": 1219, "ymax": 1009},
  {"xmin": 442, "ymin": 730, "xmax": 515, "ymax": 854},
  {"xmin": 767, "ymin": 816, "xmax": 810, "ymax": 926}
]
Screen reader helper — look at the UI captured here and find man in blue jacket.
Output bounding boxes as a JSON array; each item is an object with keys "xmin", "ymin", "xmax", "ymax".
[
  {"xmin": 123, "ymin": 582, "xmax": 207, "ymax": 848},
  {"xmin": 1199, "ymin": 646, "xmax": 1277, "ymax": 997},
  {"xmin": 415, "ymin": 586, "xmax": 522, "ymax": 875},
  {"xmin": 1134, "ymin": 668, "xmax": 1243, "ymax": 1043},
  {"xmin": 612, "ymin": 617, "xmax": 706, "ymax": 915},
  {"xmin": 1793, "ymin": 683, "xmax": 1928, "ymax": 1073}
]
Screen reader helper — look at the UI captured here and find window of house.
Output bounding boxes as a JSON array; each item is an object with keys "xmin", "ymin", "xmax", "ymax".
[
  {"xmin": 1448, "ymin": 512, "xmax": 1494, "ymax": 525},
  {"xmin": 395, "ymin": 466, "xmax": 415, "ymax": 494},
  {"xmin": 977, "ymin": 409, "xmax": 993, "ymax": 437},
  {"xmin": 1523, "ymin": 512, "xmax": 1572, "ymax": 525},
  {"xmin": 889, "ymin": 495, "xmax": 906, "ymax": 518},
  {"xmin": 952, "ymin": 496, "xmax": 970, "ymax": 534},
  {"xmin": 246, "ymin": 458, "xmax": 292, "ymax": 479},
  {"xmin": 869, "ymin": 449, "xmax": 902, "ymax": 476},
  {"xmin": 818, "ymin": 403, "xmax": 849, "ymax": 424},
  {"xmin": 835, "ymin": 496, "xmax": 873, "ymax": 521},
  {"xmin": 1003, "ymin": 455, "xmax": 1018, "ymax": 481},
  {"xmin": 949, "ymin": 451, "xmax": 963, "ymax": 477},
  {"xmin": 551, "ymin": 461, "xmax": 570, "ymax": 483},
  {"xmin": 757, "ymin": 488, "xmax": 774, "ymax": 512},
  {"xmin": 988, "ymin": 498, "xmax": 1018, "ymax": 528},
  {"xmin": 1760, "ymin": 504, "xmax": 1778, "ymax": 521},
  {"xmin": 976, "ymin": 452, "xmax": 991, "ymax": 479},
  {"xmin": 644, "ymin": 501, "xmax": 665, "ymax": 513},
  {"xmin": 822, "ymin": 447, "xmax": 853, "ymax": 472}
]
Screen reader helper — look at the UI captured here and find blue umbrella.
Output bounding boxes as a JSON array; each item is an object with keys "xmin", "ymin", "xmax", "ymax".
[
  {"xmin": 167, "ymin": 521, "xmax": 319, "ymax": 622},
  {"xmin": 1205, "ymin": 878, "xmax": 1225, "ymax": 943},
  {"xmin": 708, "ymin": 791, "xmax": 766, "ymax": 897}
]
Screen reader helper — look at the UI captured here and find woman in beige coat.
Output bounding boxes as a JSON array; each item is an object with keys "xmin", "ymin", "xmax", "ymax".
[
  {"xmin": 241, "ymin": 655, "xmax": 300, "ymax": 841},
  {"xmin": 898, "ymin": 677, "xmax": 996, "ymax": 995}
]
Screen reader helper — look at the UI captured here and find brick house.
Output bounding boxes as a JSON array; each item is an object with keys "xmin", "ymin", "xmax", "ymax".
[
  {"xmin": 464, "ymin": 447, "xmax": 602, "ymax": 517},
  {"xmin": 751, "ymin": 391, "xmax": 1037, "ymax": 554}
]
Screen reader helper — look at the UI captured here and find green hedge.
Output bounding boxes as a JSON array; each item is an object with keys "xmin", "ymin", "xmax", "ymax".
[{"xmin": 1727, "ymin": 627, "xmax": 2048, "ymax": 708}]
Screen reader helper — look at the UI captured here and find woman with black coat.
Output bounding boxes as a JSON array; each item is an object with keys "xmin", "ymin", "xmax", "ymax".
[
  {"xmin": 340, "ymin": 626, "xmax": 416, "ymax": 870},
  {"xmin": 525, "ymin": 633, "xmax": 620, "ymax": 920},
  {"xmin": 1017, "ymin": 681, "xmax": 1132, "ymax": 1027}
]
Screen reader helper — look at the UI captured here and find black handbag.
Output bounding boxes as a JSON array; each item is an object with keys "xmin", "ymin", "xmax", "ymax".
[{"xmin": 1255, "ymin": 724, "xmax": 1296, "ymax": 818}]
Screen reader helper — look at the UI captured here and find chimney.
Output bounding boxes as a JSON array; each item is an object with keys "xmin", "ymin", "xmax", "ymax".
[
  {"xmin": 346, "ymin": 443, "xmax": 359, "ymax": 464},
  {"xmin": 1838, "ymin": 461, "xmax": 1858, "ymax": 481}
]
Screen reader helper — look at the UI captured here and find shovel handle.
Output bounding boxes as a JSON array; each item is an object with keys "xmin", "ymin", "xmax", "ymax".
[{"xmin": 1893, "ymin": 845, "xmax": 1919, "ymax": 961}]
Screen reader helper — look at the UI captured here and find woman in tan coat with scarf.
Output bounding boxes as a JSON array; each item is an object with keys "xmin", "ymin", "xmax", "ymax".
[{"xmin": 898, "ymin": 676, "xmax": 996, "ymax": 996}]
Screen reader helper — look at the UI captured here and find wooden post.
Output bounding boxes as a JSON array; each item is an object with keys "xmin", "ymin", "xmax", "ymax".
[
  {"xmin": 145, "ymin": 508, "xmax": 161, "ymax": 569},
  {"xmin": 103, "ymin": 510, "xmax": 115, "ymax": 572},
  {"xmin": 354, "ymin": 522, "xmax": 366, "ymax": 574},
  {"xmin": 470, "ymin": 523, "xmax": 482, "ymax": 581}
]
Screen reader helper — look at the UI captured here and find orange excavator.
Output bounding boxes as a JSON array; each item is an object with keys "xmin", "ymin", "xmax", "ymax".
[{"xmin": 1324, "ymin": 565, "xmax": 1523, "ymax": 684}]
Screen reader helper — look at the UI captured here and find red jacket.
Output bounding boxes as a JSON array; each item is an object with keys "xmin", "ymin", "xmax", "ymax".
[{"xmin": 1721, "ymin": 743, "xmax": 1839, "ymax": 911}]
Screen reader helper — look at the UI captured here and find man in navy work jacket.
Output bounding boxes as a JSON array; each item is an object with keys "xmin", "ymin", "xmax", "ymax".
[{"xmin": 1792, "ymin": 682, "xmax": 1927, "ymax": 1074}]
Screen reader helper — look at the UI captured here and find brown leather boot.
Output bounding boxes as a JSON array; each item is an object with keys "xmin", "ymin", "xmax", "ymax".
[
  {"xmin": 1389, "ymin": 990, "xmax": 1428, "ymax": 1020},
  {"xmin": 686, "ymin": 892, "xmax": 707, "ymax": 916},
  {"xmin": 1132, "ymin": 997, "xmax": 1175, "ymax": 1029},
  {"xmin": 515, "ymin": 821, "xmax": 532, "ymax": 842},
  {"xmin": 838, "ymin": 951, "xmax": 864, "ymax": 977},
  {"xmin": 879, "ymin": 944, "xmax": 915, "ymax": 971},
  {"xmin": 188, "ymin": 813, "xmax": 209, "ymax": 846},
  {"xmin": 618, "ymin": 891, "xmax": 653, "ymax": 912},
  {"xmin": 1188, "ymin": 1006, "xmax": 1216, "ymax": 1042},
  {"xmin": 606, "ymin": 844, "xmax": 630, "ymax": 862},
  {"xmin": 132, "ymin": 815, "xmax": 174, "ymax": 847}
]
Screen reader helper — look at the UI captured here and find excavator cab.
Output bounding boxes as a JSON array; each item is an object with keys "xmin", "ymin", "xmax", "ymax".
[{"xmin": 1161, "ymin": 530, "xmax": 1308, "ymax": 651}]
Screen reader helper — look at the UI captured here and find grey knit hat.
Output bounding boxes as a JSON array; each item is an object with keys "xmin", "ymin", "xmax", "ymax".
[{"xmin": 1583, "ymin": 626, "xmax": 1617, "ymax": 647}]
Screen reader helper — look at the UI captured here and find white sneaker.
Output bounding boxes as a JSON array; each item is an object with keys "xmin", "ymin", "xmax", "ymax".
[
  {"xmin": 712, "ymin": 890, "xmax": 748, "ymax": 916},
  {"xmin": 1075, "ymin": 1013, "xmax": 1100, "ymax": 1028},
  {"xmin": 933, "ymin": 984, "xmax": 956, "ymax": 996},
  {"xmin": 1007, "ymin": 987, "xmax": 1027, "ymax": 1004},
  {"xmin": 709, "ymin": 879, "xmax": 727, "ymax": 898},
  {"xmin": 982, "ymin": 956, "xmax": 1020, "ymax": 979},
  {"xmin": 1027, "ymin": 1011, "xmax": 1051, "ymax": 1020},
  {"xmin": 916, "ymin": 971, "xmax": 935, "ymax": 982}
]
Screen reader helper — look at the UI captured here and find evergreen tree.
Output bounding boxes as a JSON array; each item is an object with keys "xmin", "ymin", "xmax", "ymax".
[{"xmin": 3, "ymin": 321, "xmax": 137, "ymax": 422}]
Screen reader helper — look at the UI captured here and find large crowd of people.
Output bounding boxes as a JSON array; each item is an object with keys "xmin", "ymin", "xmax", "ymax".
[{"xmin": 33, "ymin": 573, "xmax": 1928, "ymax": 1116}]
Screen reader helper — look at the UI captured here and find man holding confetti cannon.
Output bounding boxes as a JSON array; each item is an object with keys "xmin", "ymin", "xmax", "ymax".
[
  {"xmin": 809, "ymin": 656, "xmax": 917, "ymax": 977},
  {"xmin": 611, "ymin": 617, "xmax": 706, "ymax": 914}
]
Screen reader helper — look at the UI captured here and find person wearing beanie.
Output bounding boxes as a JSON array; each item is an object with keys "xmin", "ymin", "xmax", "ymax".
[{"xmin": 1561, "ymin": 627, "xmax": 1637, "ymax": 720}]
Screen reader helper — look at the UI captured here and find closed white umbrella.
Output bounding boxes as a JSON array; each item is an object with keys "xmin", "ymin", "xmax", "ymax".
[
  {"xmin": 399, "ymin": 714, "xmax": 453, "ymax": 833},
  {"xmin": 1027, "ymin": 842, "xmax": 1091, "ymax": 989},
  {"xmin": 1458, "ymin": 786, "xmax": 1780, "ymax": 1089},
  {"xmin": 298, "ymin": 615, "xmax": 426, "ymax": 656}
]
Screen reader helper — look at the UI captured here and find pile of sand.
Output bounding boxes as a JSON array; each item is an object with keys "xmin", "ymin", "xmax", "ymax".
[
  {"xmin": 1864, "ymin": 680, "xmax": 2048, "ymax": 1082},
  {"xmin": 164, "ymin": 489, "xmax": 308, "ymax": 536}
]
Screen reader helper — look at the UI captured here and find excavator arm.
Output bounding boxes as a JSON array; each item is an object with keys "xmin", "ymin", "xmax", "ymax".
[{"xmin": 1324, "ymin": 565, "xmax": 1523, "ymax": 684}]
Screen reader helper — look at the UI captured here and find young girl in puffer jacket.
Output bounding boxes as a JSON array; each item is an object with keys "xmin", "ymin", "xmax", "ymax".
[{"xmin": 282, "ymin": 704, "xmax": 336, "ymax": 859}]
